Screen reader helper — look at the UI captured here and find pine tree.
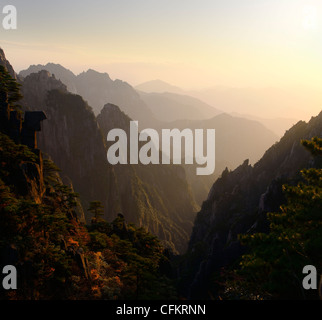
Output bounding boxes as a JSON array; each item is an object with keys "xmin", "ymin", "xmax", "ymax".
[
  {"xmin": 88, "ymin": 201, "xmax": 104, "ymax": 223},
  {"xmin": 229, "ymin": 137, "xmax": 322, "ymax": 299},
  {"xmin": 0, "ymin": 65, "xmax": 22, "ymax": 110}
]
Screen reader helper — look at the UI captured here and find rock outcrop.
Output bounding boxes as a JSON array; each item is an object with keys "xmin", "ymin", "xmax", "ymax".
[
  {"xmin": 0, "ymin": 54, "xmax": 47, "ymax": 203},
  {"xmin": 20, "ymin": 70, "xmax": 119, "ymax": 223},
  {"xmin": 0, "ymin": 60, "xmax": 92, "ymax": 288},
  {"xmin": 0, "ymin": 48, "xmax": 16, "ymax": 79}
]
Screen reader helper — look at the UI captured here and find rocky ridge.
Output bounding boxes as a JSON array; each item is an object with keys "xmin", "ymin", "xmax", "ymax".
[{"xmin": 185, "ymin": 111, "xmax": 322, "ymax": 298}]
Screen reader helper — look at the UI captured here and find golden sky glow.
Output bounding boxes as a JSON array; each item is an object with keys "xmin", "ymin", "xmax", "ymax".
[{"xmin": 1, "ymin": 0, "xmax": 322, "ymax": 119}]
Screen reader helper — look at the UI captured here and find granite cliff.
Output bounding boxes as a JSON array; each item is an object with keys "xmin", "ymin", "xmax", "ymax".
[
  {"xmin": 184, "ymin": 111, "xmax": 322, "ymax": 298},
  {"xmin": 0, "ymin": 48, "xmax": 16, "ymax": 79},
  {"xmin": 97, "ymin": 104, "xmax": 199, "ymax": 254},
  {"xmin": 0, "ymin": 60, "xmax": 175, "ymax": 300},
  {"xmin": 20, "ymin": 70, "xmax": 119, "ymax": 223}
]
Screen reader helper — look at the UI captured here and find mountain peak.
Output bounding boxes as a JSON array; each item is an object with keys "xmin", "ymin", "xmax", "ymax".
[
  {"xmin": 101, "ymin": 103, "xmax": 122, "ymax": 115},
  {"xmin": 135, "ymin": 79, "xmax": 183, "ymax": 94}
]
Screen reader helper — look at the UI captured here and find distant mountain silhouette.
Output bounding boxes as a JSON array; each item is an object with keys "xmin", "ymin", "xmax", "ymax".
[
  {"xmin": 230, "ymin": 112, "xmax": 298, "ymax": 137},
  {"xmin": 19, "ymin": 63, "xmax": 78, "ymax": 93},
  {"xmin": 135, "ymin": 79, "xmax": 303, "ymax": 137},
  {"xmin": 138, "ymin": 91, "xmax": 222, "ymax": 122},
  {"xmin": 161, "ymin": 113, "xmax": 278, "ymax": 168},
  {"xmin": 152, "ymin": 113, "xmax": 279, "ymax": 205},
  {"xmin": 187, "ymin": 85, "xmax": 322, "ymax": 120},
  {"xmin": 19, "ymin": 64, "xmax": 158, "ymax": 128},
  {"xmin": 135, "ymin": 79, "xmax": 184, "ymax": 94}
]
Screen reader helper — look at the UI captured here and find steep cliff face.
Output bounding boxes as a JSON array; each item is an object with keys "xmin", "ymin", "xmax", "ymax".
[
  {"xmin": 0, "ymin": 51, "xmax": 43, "ymax": 205},
  {"xmin": 1, "ymin": 60, "xmax": 93, "ymax": 290},
  {"xmin": 0, "ymin": 48, "xmax": 16, "ymax": 79},
  {"xmin": 185, "ymin": 111, "xmax": 322, "ymax": 298},
  {"xmin": 97, "ymin": 104, "xmax": 199, "ymax": 254},
  {"xmin": 20, "ymin": 71, "xmax": 119, "ymax": 222},
  {"xmin": 1, "ymin": 61, "xmax": 179, "ymax": 300}
]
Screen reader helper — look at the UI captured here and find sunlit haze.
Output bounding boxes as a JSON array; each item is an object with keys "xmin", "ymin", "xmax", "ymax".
[{"xmin": 1, "ymin": 0, "xmax": 322, "ymax": 120}]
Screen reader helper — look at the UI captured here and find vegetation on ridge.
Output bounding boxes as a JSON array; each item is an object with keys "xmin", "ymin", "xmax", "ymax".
[
  {"xmin": 218, "ymin": 137, "xmax": 322, "ymax": 300},
  {"xmin": 0, "ymin": 67, "xmax": 176, "ymax": 300}
]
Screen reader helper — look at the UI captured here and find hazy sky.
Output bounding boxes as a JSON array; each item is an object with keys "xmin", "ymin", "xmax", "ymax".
[{"xmin": 1, "ymin": 1, "xmax": 322, "ymax": 99}]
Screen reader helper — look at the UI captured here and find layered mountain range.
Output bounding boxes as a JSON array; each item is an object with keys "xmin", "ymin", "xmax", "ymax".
[
  {"xmin": 20, "ymin": 70, "xmax": 198, "ymax": 254},
  {"xmin": 1, "ymin": 46, "xmax": 321, "ymax": 300},
  {"xmin": 19, "ymin": 63, "xmax": 279, "ymax": 206},
  {"xmin": 138, "ymin": 91, "xmax": 221, "ymax": 122},
  {"xmin": 136, "ymin": 80, "xmax": 300, "ymax": 138},
  {"xmin": 19, "ymin": 64, "xmax": 156, "ymax": 128},
  {"xmin": 4, "ymin": 48, "xmax": 304, "ymax": 257},
  {"xmin": 2, "ymin": 51, "xmax": 199, "ymax": 254}
]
